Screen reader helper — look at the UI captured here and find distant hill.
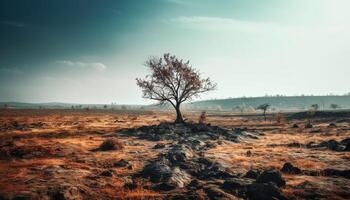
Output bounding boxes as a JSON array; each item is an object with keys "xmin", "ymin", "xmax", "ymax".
[
  {"xmin": 0, "ymin": 102, "xmax": 143, "ymax": 110},
  {"xmin": 1, "ymin": 95, "xmax": 350, "ymax": 112},
  {"xmin": 186, "ymin": 95, "xmax": 350, "ymax": 111}
]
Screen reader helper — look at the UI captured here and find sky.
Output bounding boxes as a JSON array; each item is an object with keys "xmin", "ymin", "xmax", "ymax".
[{"xmin": 0, "ymin": 0, "xmax": 349, "ymax": 104}]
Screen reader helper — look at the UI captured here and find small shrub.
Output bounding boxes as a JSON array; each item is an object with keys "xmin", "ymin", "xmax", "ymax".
[
  {"xmin": 198, "ymin": 111, "xmax": 207, "ymax": 124},
  {"xmin": 99, "ymin": 138, "xmax": 124, "ymax": 151},
  {"xmin": 275, "ymin": 112, "xmax": 285, "ymax": 124}
]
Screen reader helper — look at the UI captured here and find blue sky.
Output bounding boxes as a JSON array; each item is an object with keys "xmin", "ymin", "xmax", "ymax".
[{"xmin": 0, "ymin": 0, "xmax": 349, "ymax": 104}]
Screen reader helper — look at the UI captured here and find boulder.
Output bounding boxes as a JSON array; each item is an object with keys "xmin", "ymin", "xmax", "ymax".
[
  {"xmin": 152, "ymin": 183, "xmax": 176, "ymax": 191},
  {"xmin": 281, "ymin": 162, "xmax": 301, "ymax": 174},
  {"xmin": 318, "ymin": 140, "xmax": 343, "ymax": 151},
  {"xmin": 204, "ymin": 185, "xmax": 239, "ymax": 200},
  {"xmin": 323, "ymin": 169, "xmax": 350, "ymax": 179},
  {"xmin": 247, "ymin": 182, "xmax": 288, "ymax": 200},
  {"xmin": 341, "ymin": 138, "xmax": 350, "ymax": 151},
  {"xmin": 221, "ymin": 178, "xmax": 254, "ymax": 194},
  {"xmin": 244, "ymin": 170, "xmax": 260, "ymax": 179},
  {"xmin": 167, "ymin": 167, "xmax": 192, "ymax": 188},
  {"xmin": 195, "ymin": 159, "xmax": 236, "ymax": 180},
  {"xmin": 140, "ymin": 162, "xmax": 191, "ymax": 188},
  {"xmin": 256, "ymin": 170, "xmax": 286, "ymax": 187},
  {"xmin": 140, "ymin": 161, "xmax": 172, "ymax": 182},
  {"xmin": 167, "ymin": 144, "xmax": 195, "ymax": 164}
]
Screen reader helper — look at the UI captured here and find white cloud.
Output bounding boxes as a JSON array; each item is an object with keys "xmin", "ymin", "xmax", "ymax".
[
  {"xmin": 169, "ymin": 16, "xmax": 341, "ymax": 35},
  {"xmin": 55, "ymin": 60, "xmax": 107, "ymax": 71}
]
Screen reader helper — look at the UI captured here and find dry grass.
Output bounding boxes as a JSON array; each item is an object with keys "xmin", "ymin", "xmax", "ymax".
[{"xmin": 0, "ymin": 109, "xmax": 349, "ymax": 199}]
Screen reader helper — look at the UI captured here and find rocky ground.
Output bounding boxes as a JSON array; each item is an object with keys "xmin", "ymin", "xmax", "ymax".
[{"xmin": 0, "ymin": 109, "xmax": 349, "ymax": 200}]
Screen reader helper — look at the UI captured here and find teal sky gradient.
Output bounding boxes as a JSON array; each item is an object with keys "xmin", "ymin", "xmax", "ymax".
[{"xmin": 0, "ymin": 0, "xmax": 349, "ymax": 104}]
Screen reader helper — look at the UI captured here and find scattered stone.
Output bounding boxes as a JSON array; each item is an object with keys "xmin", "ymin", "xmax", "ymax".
[
  {"xmin": 246, "ymin": 150, "xmax": 252, "ymax": 157},
  {"xmin": 341, "ymin": 138, "xmax": 350, "ymax": 151},
  {"xmin": 221, "ymin": 178, "xmax": 254, "ymax": 194},
  {"xmin": 244, "ymin": 170, "xmax": 260, "ymax": 179},
  {"xmin": 49, "ymin": 186, "xmax": 82, "ymax": 200},
  {"xmin": 153, "ymin": 143, "xmax": 166, "ymax": 149},
  {"xmin": 114, "ymin": 159, "xmax": 129, "ymax": 168},
  {"xmin": 194, "ymin": 158, "xmax": 236, "ymax": 180},
  {"xmin": 140, "ymin": 161, "xmax": 191, "ymax": 188},
  {"xmin": 323, "ymin": 169, "xmax": 350, "ymax": 179},
  {"xmin": 287, "ymin": 142, "xmax": 303, "ymax": 148},
  {"xmin": 204, "ymin": 185, "xmax": 239, "ymax": 200},
  {"xmin": 246, "ymin": 182, "xmax": 287, "ymax": 200},
  {"xmin": 152, "ymin": 182, "xmax": 176, "ymax": 191},
  {"xmin": 187, "ymin": 179, "xmax": 205, "ymax": 190},
  {"xmin": 291, "ymin": 124, "xmax": 299, "ymax": 128},
  {"xmin": 309, "ymin": 128, "xmax": 321, "ymax": 133},
  {"xmin": 318, "ymin": 140, "xmax": 343, "ymax": 151},
  {"xmin": 124, "ymin": 182, "xmax": 137, "ymax": 190},
  {"xmin": 281, "ymin": 162, "xmax": 301, "ymax": 174},
  {"xmin": 256, "ymin": 170, "xmax": 286, "ymax": 187},
  {"xmin": 140, "ymin": 161, "xmax": 172, "ymax": 183},
  {"xmin": 328, "ymin": 123, "xmax": 337, "ymax": 128},
  {"xmin": 99, "ymin": 170, "xmax": 113, "ymax": 177},
  {"xmin": 98, "ymin": 138, "xmax": 123, "ymax": 151},
  {"xmin": 167, "ymin": 144, "xmax": 195, "ymax": 164}
]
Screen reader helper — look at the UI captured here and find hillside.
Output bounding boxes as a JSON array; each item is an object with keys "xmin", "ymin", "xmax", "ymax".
[{"xmin": 186, "ymin": 95, "xmax": 350, "ymax": 111}]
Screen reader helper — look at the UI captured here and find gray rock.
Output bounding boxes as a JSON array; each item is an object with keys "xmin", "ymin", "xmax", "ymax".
[
  {"xmin": 221, "ymin": 178, "xmax": 254, "ymax": 193},
  {"xmin": 247, "ymin": 182, "xmax": 288, "ymax": 200},
  {"xmin": 281, "ymin": 162, "xmax": 301, "ymax": 174},
  {"xmin": 141, "ymin": 161, "xmax": 172, "ymax": 183},
  {"xmin": 256, "ymin": 170, "xmax": 286, "ymax": 187},
  {"xmin": 204, "ymin": 185, "xmax": 239, "ymax": 200},
  {"xmin": 167, "ymin": 144, "xmax": 195, "ymax": 164},
  {"xmin": 244, "ymin": 170, "xmax": 260, "ymax": 179},
  {"xmin": 141, "ymin": 162, "xmax": 191, "ymax": 188}
]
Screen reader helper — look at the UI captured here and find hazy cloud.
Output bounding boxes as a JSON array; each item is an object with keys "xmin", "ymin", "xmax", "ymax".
[
  {"xmin": 164, "ymin": 0, "xmax": 191, "ymax": 6},
  {"xmin": 0, "ymin": 67, "xmax": 24, "ymax": 75},
  {"xmin": 55, "ymin": 60, "xmax": 107, "ymax": 71},
  {"xmin": 169, "ymin": 16, "xmax": 328, "ymax": 35}
]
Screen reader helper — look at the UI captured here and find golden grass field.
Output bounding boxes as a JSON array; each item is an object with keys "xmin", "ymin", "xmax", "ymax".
[{"xmin": 0, "ymin": 109, "xmax": 349, "ymax": 200}]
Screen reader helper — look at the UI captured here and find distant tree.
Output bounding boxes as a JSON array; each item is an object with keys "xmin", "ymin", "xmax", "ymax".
[
  {"xmin": 330, "ymin": 104, "xmax": 340, "ymax": 110},
  {"xmin": 310, "ymin": 104, "xmax": 319, "ymax": 111},
  {"xmin": 307, "ymin": 107, "xmax": 316, "ymax": 125},
  {"xmin": 257, "ymin": 103, "xmax": 270, "ymax": 121},
  {"xmin": 234, "ymin": 105, "xmax": 245, "ymax": 115},
  {"xmin": 103, "ymin": 105, "xmax": 108, "ymax": 109},
  {"xmin": 136, "ymin": 53, "xmax": 217, "ymax": 123}
]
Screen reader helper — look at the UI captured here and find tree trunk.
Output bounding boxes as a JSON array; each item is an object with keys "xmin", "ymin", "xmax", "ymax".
[
  {"xmin": 175, "ymin": 104, "xmax": 184, "ymax": 123},
  {"xmin": 263, "ymin": 110, "xmax": 266, "ymax": 121}
]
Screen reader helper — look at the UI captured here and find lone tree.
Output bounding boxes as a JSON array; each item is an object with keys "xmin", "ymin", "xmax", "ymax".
[
  {"xmin": 136, "ymin": 53, "xmax": 217, "ymax": 123},
  {"xmin": 257, "ymin": 103, "xmax": 270, "ymax": 121}
]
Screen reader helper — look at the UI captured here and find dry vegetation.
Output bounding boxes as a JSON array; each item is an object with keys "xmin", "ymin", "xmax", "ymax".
[{"xmin": 0, "ymin": 109, "xmax": 349, "ymax": 199}]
